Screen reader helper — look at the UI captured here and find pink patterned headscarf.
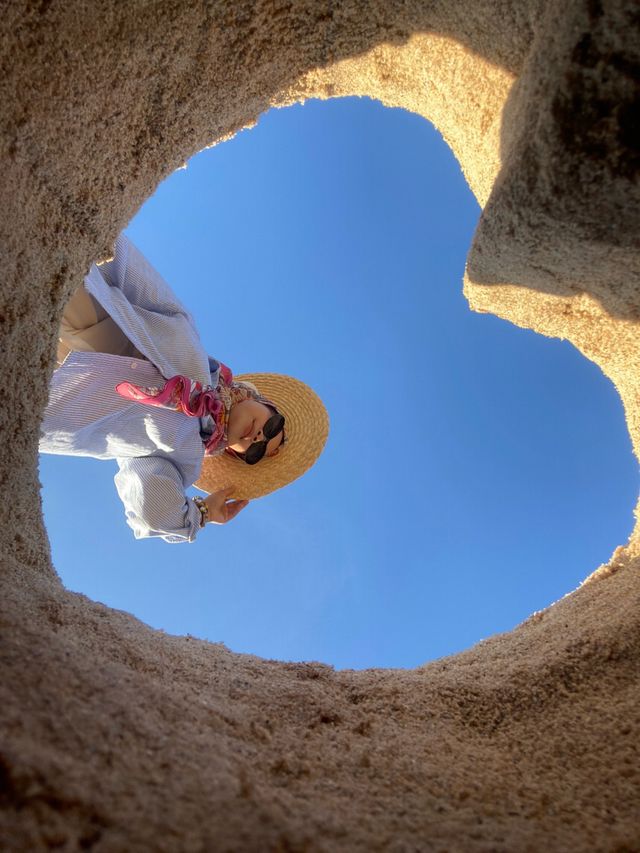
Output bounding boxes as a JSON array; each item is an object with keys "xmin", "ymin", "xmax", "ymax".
[{"xmin": 115, "ymin": 362, "xmax": 260, "ymax": 455}]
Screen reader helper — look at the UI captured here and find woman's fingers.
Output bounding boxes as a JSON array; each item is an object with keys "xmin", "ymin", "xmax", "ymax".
[
  {"xmin": 205, "ymin": 487, "xmax": 234, "ymax": 514},
  {"xmin": 224, "ymin": 499, "xmax": 249, "ymax": 521},
  {"xmin": 205, "ymin": 489, "xmax": 249, "ymax": 524}
]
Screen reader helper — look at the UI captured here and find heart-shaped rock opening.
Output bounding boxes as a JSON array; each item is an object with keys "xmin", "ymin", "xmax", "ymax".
[{"xmin": 41, "ymin": 98, "xmax": 638, "ymax": 670}]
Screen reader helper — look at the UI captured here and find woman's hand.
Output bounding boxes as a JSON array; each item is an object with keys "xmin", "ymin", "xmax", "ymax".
[{"xmin": 203, "ymin": 486, "xmax": 249, "ymax": 524}]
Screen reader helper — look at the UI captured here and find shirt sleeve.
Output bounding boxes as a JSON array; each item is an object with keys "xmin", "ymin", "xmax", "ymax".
[
  {"xmin": 114, "ymin": 455, "xmax": 203, "ymax": 544},
  {"xmin": 103, "ymin": 234, "xmax": 197, "ymax": 326}
]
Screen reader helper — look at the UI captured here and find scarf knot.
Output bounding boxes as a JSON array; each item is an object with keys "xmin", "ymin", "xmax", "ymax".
[{"xmin": 115, "ymin": 362, "xmax": 256, "ymax": 455}]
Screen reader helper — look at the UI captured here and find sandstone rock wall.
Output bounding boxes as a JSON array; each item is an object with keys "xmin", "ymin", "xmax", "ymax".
[{"xmin": 1, "ymin": 1, "xmax": 638, "ymax": 849}]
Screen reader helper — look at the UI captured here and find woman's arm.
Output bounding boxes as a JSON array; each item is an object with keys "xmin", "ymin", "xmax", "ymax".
[
  {"xmin": 114, "ymin": 457, "xmax": 249, "ymax": 543},
  {"xmin": 85, "ymin": 235, "xmax": 212, "ymax": 385},
  {"xmin": 114, "ymin": 456, "xmax": 204, "ymax": 543},
  {"xmin": 98, "ymin": 235, "xmax": 197, "ymax": 324}
]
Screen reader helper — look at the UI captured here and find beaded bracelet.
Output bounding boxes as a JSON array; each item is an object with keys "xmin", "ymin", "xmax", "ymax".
[{"xmin": 192, "ymin": 496, "xmax": 209, "ymax": 528}]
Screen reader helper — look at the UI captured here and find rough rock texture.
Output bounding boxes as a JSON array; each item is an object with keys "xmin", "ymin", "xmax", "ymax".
[{"xmin": 1, "ymin": 0, "xmax": 639, "ymax": 850}]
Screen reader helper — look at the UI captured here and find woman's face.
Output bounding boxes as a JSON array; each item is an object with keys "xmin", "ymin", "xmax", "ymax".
[{"xmin": 226, "ymin": 399, "xmax": 284, "ymax": 457}]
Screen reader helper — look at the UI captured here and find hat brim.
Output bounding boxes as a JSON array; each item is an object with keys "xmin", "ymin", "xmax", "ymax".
[{"xmin": 195, "ymin": 373, "xmax": 329, "ymax": 500}]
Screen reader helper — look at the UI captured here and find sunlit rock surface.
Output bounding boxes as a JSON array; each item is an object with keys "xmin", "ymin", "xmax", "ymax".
[{"xmin": 0, "ymin": 1, "xmax": 638, "ymax": 849}]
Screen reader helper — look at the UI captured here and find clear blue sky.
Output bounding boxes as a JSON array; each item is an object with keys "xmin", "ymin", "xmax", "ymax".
[{"xmin": 40, "ymin": 97, "xmax": 638, "ymax": 670}]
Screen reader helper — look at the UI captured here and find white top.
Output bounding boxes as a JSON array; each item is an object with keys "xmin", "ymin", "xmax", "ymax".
[{"xmin": 40, "ymin": 235, "xmax": 222, "ymax": 544}]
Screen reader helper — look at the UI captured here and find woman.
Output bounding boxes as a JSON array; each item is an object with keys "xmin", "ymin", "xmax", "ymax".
[{"xmin": 41, "ymin": 234, "xmax": 329, "ymax": 543}]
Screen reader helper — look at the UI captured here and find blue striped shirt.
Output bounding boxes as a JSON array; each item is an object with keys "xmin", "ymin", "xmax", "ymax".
[{"xmin": 40, "ymin": 235, "xmax": 221, "ymax": 544}]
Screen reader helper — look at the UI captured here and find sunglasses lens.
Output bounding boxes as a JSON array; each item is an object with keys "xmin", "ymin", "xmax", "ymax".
[
  {"xmin": 264, "ymin": 413, "xmax": 285, "ymax": 440},
  {"xmin": 244, "ymin": 442, "xmax": 266, "ymax": 465}
]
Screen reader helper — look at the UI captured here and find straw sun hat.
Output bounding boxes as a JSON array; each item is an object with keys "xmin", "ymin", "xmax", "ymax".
[{"xmin": 195, "ymin": 373, "xmax": 329, "ymax": 500}]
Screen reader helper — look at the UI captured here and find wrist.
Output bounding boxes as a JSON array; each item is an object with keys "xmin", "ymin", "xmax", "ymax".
[{"xmin": 192, "ymin": 496, "xmax": 209, "ymax": 527}]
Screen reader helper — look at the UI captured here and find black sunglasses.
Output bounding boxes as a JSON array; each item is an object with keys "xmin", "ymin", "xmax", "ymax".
[{"xmin": 240, "ymin": 412, "xmax": 285, "ymax": 465}]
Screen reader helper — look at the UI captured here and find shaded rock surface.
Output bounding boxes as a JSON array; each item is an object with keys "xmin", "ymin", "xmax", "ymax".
[{"xmin": 0, "ymin": 0, "xmax": 638, "ymax": 850}]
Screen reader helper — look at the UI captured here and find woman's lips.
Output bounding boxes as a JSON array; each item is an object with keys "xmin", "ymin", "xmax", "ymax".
[{"xmin": 241, "ymin": 420, "xmax": 255, "ymax": 440}]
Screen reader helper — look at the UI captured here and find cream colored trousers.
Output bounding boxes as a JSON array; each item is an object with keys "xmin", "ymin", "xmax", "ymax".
[{"xmin": 57, "ymin": 281, "xmax": 142, "ymax": 366}]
